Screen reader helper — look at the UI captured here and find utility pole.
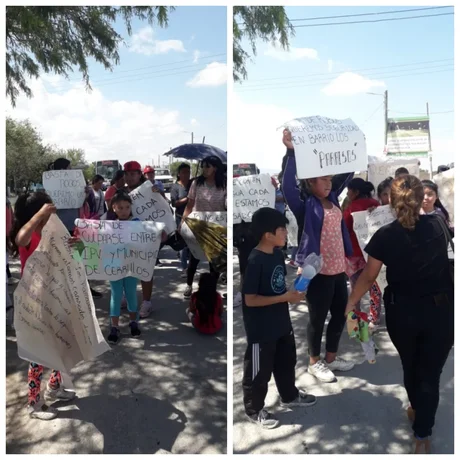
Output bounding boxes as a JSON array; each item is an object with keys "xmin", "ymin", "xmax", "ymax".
[
  {"xmin": 427, "ymin": 102, "xmax": 433, "ymax": 179},
  {"xmin": 191, "ymin": 132, "xmax": 194, "ymax": 143},
  {"xmin": 383, "ymin": 90, "xmax": 388, "ymax": 149},
  {"xmin": 202, "ymin": 136, "xmax": 205, "ymax": 143}
]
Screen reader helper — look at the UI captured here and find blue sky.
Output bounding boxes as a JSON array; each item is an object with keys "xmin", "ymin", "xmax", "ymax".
[
  {"xmin": 233, "ymin": 5, "xmax": 454, "ymax": 173},
  {"xmin": 8, "ymin": 6, "xmax": 227, "ymax": 167}
]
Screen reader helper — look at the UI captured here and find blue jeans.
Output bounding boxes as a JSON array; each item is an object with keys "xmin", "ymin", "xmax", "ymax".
[
  {"xmin": 176, "ymin": 214, "xmax": 190, "ymax": 270},
  {"xmin": 109, "ymin": 277, "xmax": 138, "ymax": 318}
]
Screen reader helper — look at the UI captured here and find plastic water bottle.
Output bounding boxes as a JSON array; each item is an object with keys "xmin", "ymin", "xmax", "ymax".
[{"xmin": 293, "ymin": 264, "xmax": 317, "ymax": 292}]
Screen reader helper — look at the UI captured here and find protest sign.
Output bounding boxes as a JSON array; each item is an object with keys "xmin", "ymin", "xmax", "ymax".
[
  {"xmin": 433, "ymin": 168, "xmax": 454, "ymax": 224},
  {"xmin": 233, "ymin": 173, "xmax": 275, "ymax": 223},
  {"xmin": 352, "ymin": 205, "xmax": 396, "ymax": 290},
  {"xmin": 130, "ymin": 181, "xmax": 176, "ymax": 234},
  {"xmin": 285, "ymin": 208, "xmax": 299, "ymax": 247},
  {"xmin": 14, "ymin": 215, "xmax": 110, "ymax": 377},
  {"xmin": 42, "ymin": 170, "xmax": 86, "ymax": 209},
  {"xmin": 368, "ymin": 156, "xmax": 419, "ymax": 191},
  {"xmin": 180, "ymin": 212, "xmax": 227, "ymax": 261},
  {"xmin": 284, "ymin": 116, "xmax": 367, "ymax": 179},
  {"xmin": 74, "ymin": 219, "xmax": 164, "ymax": 282}
]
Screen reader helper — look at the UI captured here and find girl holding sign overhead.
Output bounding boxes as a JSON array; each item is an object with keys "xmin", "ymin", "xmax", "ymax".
[
  {"xmin": 180, "ymin": 155, "xmax": 227, "ymax": 299},
  {"xmin": 280, "ymin": 129, "xmax": 355, "ymax": 383},
  {"xmin": 10, "ymin": 191, "xmax": 79, "ymax": 420},
  {"xmin": 345, "ymin": 175, "xmax": 453, "ymax": 454}
]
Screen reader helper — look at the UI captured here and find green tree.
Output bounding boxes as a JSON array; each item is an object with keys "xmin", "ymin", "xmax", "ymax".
[
  {"xmin": 6, "ymin": 117, "xmax": 57, "ymax": 191},
  {"xmin": 233, "ymin": 6, "xmax": 294, "ymax": 82},
  {"xmin": 169, "ymin": 160, "xmax": 192, "ymax": 178},
  {"xmin": 6, "ymin": 6, "xmax": 174, "ymax": 106},
  {"xmin": 83, "ymin": 163, "xmax": 96, "ymax": 182}
]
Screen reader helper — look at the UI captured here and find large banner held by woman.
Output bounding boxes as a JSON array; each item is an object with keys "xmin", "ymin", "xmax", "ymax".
[{"xmin": 14, "ymin": 215, "xmax": 110, "ymax": 379}]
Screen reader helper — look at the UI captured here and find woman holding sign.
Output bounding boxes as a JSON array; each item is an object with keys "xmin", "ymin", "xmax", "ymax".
[
  {"xmin": 281, "ymin": 129, "xmax": 355, "ymax": 383},
  {"xmin": 345, "ymin": 175, "xmax": 453, "ymax": 454},
  {"xmin": 180, "ymin": 155, "xmax": 226, "ymax": 299}
]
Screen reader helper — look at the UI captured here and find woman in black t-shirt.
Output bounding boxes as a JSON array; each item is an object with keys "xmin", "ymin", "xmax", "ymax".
[{"xmin": 345, "ymin": 175, "xmax": 453, "ymax": 454}]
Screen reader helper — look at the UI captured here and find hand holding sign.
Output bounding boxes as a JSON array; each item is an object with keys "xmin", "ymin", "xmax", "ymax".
[{"xmin": 282, "ymin": 128, "xmax": 294, "ymax": 150}]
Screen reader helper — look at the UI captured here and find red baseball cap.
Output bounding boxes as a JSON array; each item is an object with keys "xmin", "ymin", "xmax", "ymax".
[
  {"xmin": 124, "ymin": 161, "xmax": 142, "ymax": 172},
  {"xmin": 143, "ymin": 165, "xmax": 155, "ymax": 174}
]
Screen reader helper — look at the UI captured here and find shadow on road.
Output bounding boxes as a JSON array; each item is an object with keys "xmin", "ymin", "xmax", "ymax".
[{"xmin": 6, "ymin": 248, "xmax": 227, "ymax": 454}]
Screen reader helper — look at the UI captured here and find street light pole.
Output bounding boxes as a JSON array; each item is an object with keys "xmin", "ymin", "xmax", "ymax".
[{"xmin": 384, "ymin": 90, "xmax": 388, "ymax": 148}]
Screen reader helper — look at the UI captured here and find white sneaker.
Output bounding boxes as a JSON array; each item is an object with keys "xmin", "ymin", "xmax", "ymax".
[
  {"xmin": 28, "ymin": 403, "xmax": 58, "ymax": 420},
  {"xmin": 139, "ymin": 301, "xmax": 152, "ymax": 318},
  {"xmin": 44, "ymin": 385, "xmax": 76, "ymax": 402},
  {"xmin": 233, "ymin": 292, "xmax": 242, "ymax": 307},
  {"xmin": 308, "ymin": 360, "xmax": 336, "ymax": 383},
  {"xmin": 184, "ymin": 285, "xmax": 193, "ymax": 298},
  {"xmin": 326, "ymin": 357, "xmax": 354, "ymax": 372}
]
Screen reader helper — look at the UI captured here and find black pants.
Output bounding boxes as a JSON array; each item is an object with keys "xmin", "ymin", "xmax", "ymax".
[
  {"xmin": 385, "ymin": 290, "xmax": 454, "ymax": 438},
  {"xmin": 306, "ymin": 273, "xmax": 348, "ymax": 357},
  {"xmin": 6, "ymin": 264, "xmax": 11, "ymax": 279},
  {"xmin": 187, "ymin": 254, "xmax": 217, "ymax": 286},
  {"xmin": 242, "ymin": 331, "xmax": 299, "ymax": 416}
]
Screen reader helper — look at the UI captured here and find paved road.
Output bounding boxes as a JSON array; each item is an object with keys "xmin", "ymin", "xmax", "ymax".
[
  {"xmin": 6, "ymin": 247, "xmax": 227, "ymax": 454},
  {"xmin": 232, "ymin": 254, "xmax": 454, "ymax": 454}
]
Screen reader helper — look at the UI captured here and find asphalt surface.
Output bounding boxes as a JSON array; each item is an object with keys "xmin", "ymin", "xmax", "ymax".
[
  {"xmin": 232, "ymin": 253, "xmax": 454, "ymax": 454},
  {"xmin": 6, "ymin": 247, "xmax": 227, "ymax": 454}
]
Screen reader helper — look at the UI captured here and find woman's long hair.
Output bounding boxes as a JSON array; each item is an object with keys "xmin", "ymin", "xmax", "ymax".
[
  {"xmin": 390, "ymin": 175, "xmax": 424, "ymax": 230},
  {"xmin": 195, "ymin": 156, "xmax": 226, "ymax": 189},
  {"xmin": 10, "ymin": 191, "xmax": 53, "ymax": 256},
  {"xmin": 421, "ymin": 180, "xmax": 450, "ymax": 223},
  {"xmin": 195, "ymin": 273, "xmax": 219, "ymax": 326}
]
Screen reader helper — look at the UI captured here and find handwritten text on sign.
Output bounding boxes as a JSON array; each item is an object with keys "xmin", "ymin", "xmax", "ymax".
[
  {"xmin": 180, "ymin": 212, "xmax": 227, "ymax": 261},
  {"xmin": 74, "ymin": 219, "xmax": 164, "ymax": 282},
  {"xmin": 284, "ymin": 116, "xmax": 367, "ymax": 179},
  {"xmin": 352, "ymin": 205, "xmax": 396, "ymax": 290},
  {"xmin": 14, "ymin": 215, "xmax": 109, "ymax": 375},
  {"xmin": 130, "ymin": 181, "xmax": 176, "ymax": 234},
  {"xmin": 42, "ymin": 170, "xmax": 86, "ymax": 209},
  {"xmin": 233, "ymin": 174, "xmax": 275, "ymax": 223},
  {"xmin": 368, "ymin": 156, "xmax": 419, "ymax": 191}
]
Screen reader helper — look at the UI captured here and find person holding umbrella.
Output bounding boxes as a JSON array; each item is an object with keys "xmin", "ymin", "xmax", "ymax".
[{"xmin": 180, "ymin": 155, "xmax": 226, "ymax": 298}]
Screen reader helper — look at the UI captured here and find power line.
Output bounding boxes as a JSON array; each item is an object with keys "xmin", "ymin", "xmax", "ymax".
[
  {"xmin": 235, "ymin": 67, "xmax": 453, "ymax": 93},
  {"xmin": 361, "ymin": 102, "xmax": 384, "ymax": 126},
  {"xmin": 289, "ymin": 6, "xmax": 452, "ymax": 22},
  {"xmin": 235, "ymin": 65, "xmax": 453, "ymax": 92},
  {"xmin": 293, "ymin": 12, "xmax": 453, "ymax": 28},
  {"xmin": 42, "ymin": 52, "xmax": 226, "ymax": 88},
  {"xmin": 239, "ymin": 58, "xmax": 453, "ymax": 86}
]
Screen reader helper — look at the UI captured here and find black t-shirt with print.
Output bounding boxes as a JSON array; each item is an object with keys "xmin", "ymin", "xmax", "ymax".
[
  {"xmin": 242, "ymin": 248, "xmax": 292, "ymax": 344},
  {"xmin": 365, "ymin": 214, "xmax": 452, "ymax": 298}
]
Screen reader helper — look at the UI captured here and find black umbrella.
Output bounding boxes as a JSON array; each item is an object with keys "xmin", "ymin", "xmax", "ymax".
[{"xmin": 164, "ymin": 144, "xmax": 227, "ymax": 163}]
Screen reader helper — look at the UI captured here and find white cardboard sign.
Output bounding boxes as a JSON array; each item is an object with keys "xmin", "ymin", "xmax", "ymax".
[
  {"xmin": 368, "ymin": 156, "xmax": 420, "ymax": 191},
  {"xmin": 233, "ymin": 174, "xmax": 276, "ymax": 223},
  {"xmin": 14, "ymin": 215, "xmax": 110, "ymax": 376},
  {"xmin": 284, "ymin": 116, "xmax": 367, "ymax": 179},
  {"xmin": 42, "ymin": 170, "xmax": 86, "ymax": 209},
  {"xmin": 352, "ymin": 205, "xmax": 396, "ymax": 291},
  {"xmin": 130, "ymin": 181, "xmax": 176, "ymax": 234},
  {"xmin": 433, "ymin": 168, "xmax": 454, "ymax": 224},
  {"xmin": 74, "ymin": 219, "xmax": 164, "ymax": 282},
  {"xmin": 180, "ymin": 212, "xmax": 227, "ymax": 261}
]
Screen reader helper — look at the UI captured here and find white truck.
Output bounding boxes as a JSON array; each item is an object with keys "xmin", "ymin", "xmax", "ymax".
[{"xmin": 154, "ymin": 167, "xmax": 174, "ymax": 192}]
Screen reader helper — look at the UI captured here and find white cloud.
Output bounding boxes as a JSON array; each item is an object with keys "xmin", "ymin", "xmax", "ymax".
[
  {"xmin": 186, "ymin": 62, "xmax": 227, "ymax": 88},
  {"xmin": 232, "ymin": 94, "xmax": 295, "ymax": 171},
  {"xmin": 322, "ymin": 72, "xmax": 385, "ymax": 96},
  {"xmin": 130, "ymin": 27, "xmax": 186, "ymax": 56},
  {"xmin": 190, "ymin": 118, "xmax": 198, "ymax": 126},
  {"xmin": 193, "ymin": 50, "xmax": 201, "ymax": 64},
  {"xmin": 6, "ymin": 78, "xmax": 185, "ymax": 166},
  {"xmin": 264, "ymin": 43, "xmax": 319, "ymax": 61},
  {"xmin": 328, "ymin": 59, "xmax": 334, "ymax": 72}
]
